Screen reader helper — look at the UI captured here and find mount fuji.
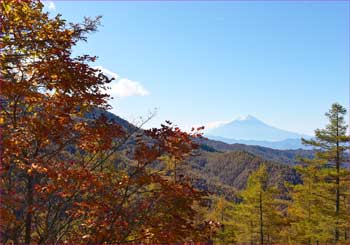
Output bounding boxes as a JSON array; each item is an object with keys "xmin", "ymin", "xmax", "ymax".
[{"xmin": 206, "ymin": 115, "xmax": 311, "ymax": 150}]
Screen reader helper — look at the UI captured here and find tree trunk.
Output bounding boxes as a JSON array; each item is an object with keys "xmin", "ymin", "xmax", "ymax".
[
  {"xmin": 335, "ymin": 116, "xmax": 340, "ymax": 242},
  {"xmin": 174, "ymin": 160, "xmax": 177, "ymax": 183},
  {"xmin": 25, "ymin": 174, "xmax": 34, "ymax": 244},
  {"xmin": 250, "ymin": 220, "xmax": 253, "ymax": 245},
  {"xmin": 259, "ymin": 190, "xmax": 264, "ymax": 245}
]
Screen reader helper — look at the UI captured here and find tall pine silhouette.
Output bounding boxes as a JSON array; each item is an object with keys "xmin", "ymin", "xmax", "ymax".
[{"xmin": 301, "ymin": 103, "xmax": 350, "ymax": 243}]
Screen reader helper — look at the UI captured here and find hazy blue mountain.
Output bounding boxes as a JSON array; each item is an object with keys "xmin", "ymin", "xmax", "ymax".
[{"xmin": 207, "ymin": 115, "xmax": 310, "ymax": 149}]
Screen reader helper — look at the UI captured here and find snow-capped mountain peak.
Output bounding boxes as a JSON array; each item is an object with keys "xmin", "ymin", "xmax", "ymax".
[{"xmin": 207, "ymin": 115, "xmax": 305, "ymax": 142}]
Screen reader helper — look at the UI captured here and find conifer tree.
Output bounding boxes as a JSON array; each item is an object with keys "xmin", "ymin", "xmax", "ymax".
[
  {"xmin": 208, "ymin": 196, "xmax": 236, "ymax": 244},
  {"xmin": 233, "ymin": 165, "xmax": 286, "ymax": 244},
  {"xmin": 287, "ymin": 160, "xmax": 335, "ymax": 244},
  {"xmin": 301, "ymin": 103, "xmax": 350, "ymax": 243}
]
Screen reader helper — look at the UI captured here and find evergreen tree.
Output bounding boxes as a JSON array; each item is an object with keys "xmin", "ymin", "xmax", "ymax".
[
  {"xmin": 301, "ymin": 103, "xmax": 350, "ymax": 243},
  {"xmin": 208, "ymin": 196, "xmax": 237, "ymax": 244},
  {"xmin": 287, "ymin": 159, "xmax": 335, "ymax": 244},
  {"xmin": 233, "ymin": 165, "xmax": 286, "ymax": 244}
]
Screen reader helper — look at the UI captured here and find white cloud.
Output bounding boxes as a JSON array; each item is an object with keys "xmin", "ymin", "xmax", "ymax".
[
  {"xmin": 94, "ymin": 66, "xmax": 150, "ymax": 98},
  {"xmin": 204, "ymin": 120, "xmax": 230, "ymax": 130},
  {"xmin": 111, "ymin": 78, "xmax": 149, "ymax": 97},
  {"xmin": 47, "ymin": 1, "xmax": 56, "ymax": 10},
  {"xmin": 188, "ymin": 120, "xmax": 230, "ymax": 133}
]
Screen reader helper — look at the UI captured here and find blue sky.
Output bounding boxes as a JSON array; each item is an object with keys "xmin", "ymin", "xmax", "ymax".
[{"xmin": 45, "ymin": 1, "xmax": 349, "ymax": 135}]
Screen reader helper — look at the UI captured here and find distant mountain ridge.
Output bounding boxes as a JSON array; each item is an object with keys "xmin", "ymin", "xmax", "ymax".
[
  {"xmin": 208, "ymin": 136, "xmax": 306, "ymax": 150},
  {"xmin": 198, "ymin": 138, "xmax": 314, "ymax": 165},
  {"xmin": 89, "ymin": 109, "xmax": 313, "ymax": 164},
  {"xmin": 85, "ymin": 109, "xmax": 313, "ymax": 198},
  {"xmin": 206, "ymin": 115, "xmax": 310, "ymax": 149}
]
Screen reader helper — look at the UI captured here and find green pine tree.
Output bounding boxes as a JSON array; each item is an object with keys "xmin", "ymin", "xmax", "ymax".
[
  {"xmin": 233, "ymin": 165, "xmax": 286, "ymax": 244},
  {"xmin": 208, "ymin": 196, "xmax": 237, "ymax": 244},
  {"xmin": 296, "ymin": 103, "xmax": 350, "ymax": 243},
  {"xmin": 287, "ymin": 159, "xmax": 335, "ymax": 244}
]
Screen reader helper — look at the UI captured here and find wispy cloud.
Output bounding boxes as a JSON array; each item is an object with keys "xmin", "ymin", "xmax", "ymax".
[
  {"xmin": 188, "ymin": 120, "xmax": 230, "ymax": 133},
  {"xmin": 204, "ymin": 120, "xmax": 230, "ymax": 130},
  {"xmin": 94, "ymin": 66, "xmax": 150, "ymax": 98},
  {"xmin": 47, "ymin": 1, "xmax": 56, "ymax": 11}
]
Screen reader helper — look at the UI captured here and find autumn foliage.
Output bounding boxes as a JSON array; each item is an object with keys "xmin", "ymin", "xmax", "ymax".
[
  {"xmin": 0, "ymin": 0, "xmax": 209, "ymax": 243},
  {"xmin": 2, "ymin": 1, "xmax": 349, "ymax": 245}
]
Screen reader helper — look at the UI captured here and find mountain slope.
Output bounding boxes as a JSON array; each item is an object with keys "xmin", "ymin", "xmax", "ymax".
[
  {"xmin": 198, "ymin": 138, "xmax": 314, "ymax": 165},
  {"xmin": 185, "ymin": 150, "xmax": 301, "ymax": 200},
  {"xmin": 92, "ymin": 109, "xmax": 313, "ymax": 165},
  {"xmin": 208, "ymin": 136, "xmax": 306, "ymax": 150},
  {"xmin": 88, "ymin": 110, "xmax": 309, "ymax": 198}
]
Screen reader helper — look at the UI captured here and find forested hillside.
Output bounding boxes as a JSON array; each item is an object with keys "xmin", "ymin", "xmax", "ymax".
[
  {"xmin": 83, "ymin": 109, "xmax": 304, "ymax": 200},
  {"xmin": 199, "ymin": 138, "xmax": 314, "ymax": 165},
  {"xmin": 1, "ymin": 1, "xmax": 349, "ymax": 244},
  {"xmin": 188, "ymin": 151, "xmax": 300, "ymax": 191}
]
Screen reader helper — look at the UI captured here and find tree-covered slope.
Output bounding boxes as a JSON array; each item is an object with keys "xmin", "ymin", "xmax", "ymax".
[
  {"xmin": 184, "ymin": 150, "xmax": 300, "ymax": 198},
  {"xmin": 198, "ymin": 138, "xmax": 314, "ymax": 165}
]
